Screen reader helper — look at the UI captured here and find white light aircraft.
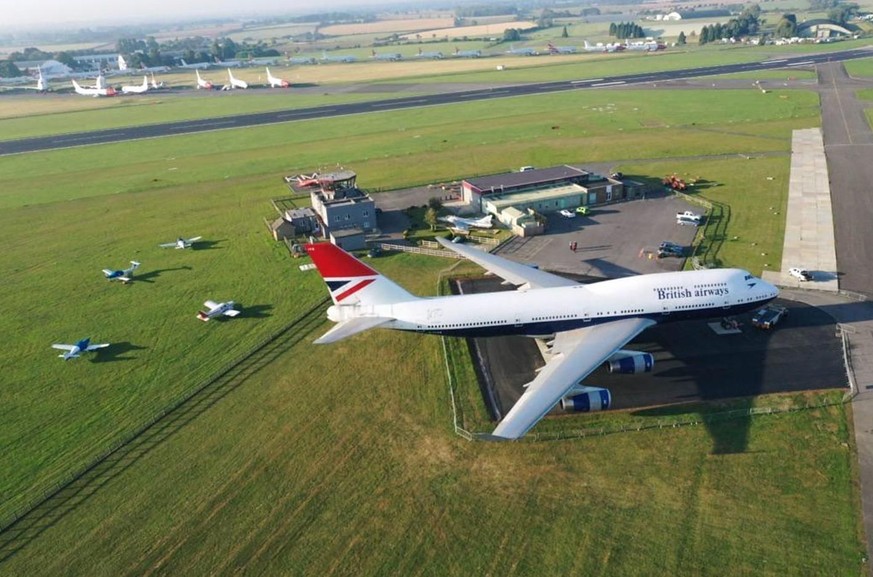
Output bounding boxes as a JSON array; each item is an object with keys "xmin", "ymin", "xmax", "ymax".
[
  {"xmin": 52, "ymin": 337, "xmax": 110, "ymax": 361},
  {"xmin": 221, "ymin": 69, "xmax": 248, "ymax": 90},
  {"xmin": 102, "ymin": 261, "xmax": 140, "ymax": 283},
  {"xmin": 305, "ymin": 238, "xmax": 778, "ymax": 440},
  {"xmin": 195, "ymin": 70, "xmax": 214, "ymax": 90},
  {"xmin": 439, "ymin": 214, "xmax": 494, "ymax": 232},
  {"xmin": 160, "ymin": 236, "xmax": 202, "ymax": 249},
  {"xmin": 71, "ymin": 75, "xmax": 116, "ymax": 97},
  {"xmin": 120, "ymin": 75, "xmax": 149, "ymax": 94},
  {"xmin": 197, "ymin": 300, "xmax": 240, "ymax": 321},
  {"xmin": 266, "ymin": 67, "xmax": 289, "ymax": 88}
]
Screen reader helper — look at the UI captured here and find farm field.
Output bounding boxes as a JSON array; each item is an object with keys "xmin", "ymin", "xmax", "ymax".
[{"xmin": 0, "ymin": 70, "xmax": 864, "ymax": 574}]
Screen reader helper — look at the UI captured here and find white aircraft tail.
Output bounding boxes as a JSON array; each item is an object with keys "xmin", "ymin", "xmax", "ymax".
[
  {"xmin": 305, "ymin": 242, "xmax": 417, "ymax": 307},
  {"xmin": 118, "ymin": 54, "xmax": 128, "ymax": 71}
]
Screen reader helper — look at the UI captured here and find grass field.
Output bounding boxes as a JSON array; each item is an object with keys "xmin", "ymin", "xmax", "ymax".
[{"xmin": 0, "ymin": 62, "xmax": 865, "ymax": 575}]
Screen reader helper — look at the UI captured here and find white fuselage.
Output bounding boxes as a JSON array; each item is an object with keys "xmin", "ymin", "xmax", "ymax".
[{"xmin": 328, "ymin": 268, "xmax": 776, "ymax": 338}]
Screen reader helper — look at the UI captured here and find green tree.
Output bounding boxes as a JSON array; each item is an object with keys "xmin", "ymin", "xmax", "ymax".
[
  {"xmin": 503, "ymin": 28, "xmax": 521, "ymax": 42},
  {"xmin": 677, "ymin": 31, "xmax": 687, "ymax": 45},
  {"xmin": 561, "ymin": 26, "xmax": 569, "ymax": 38},
  {"xmin": 0, "ymin": 60, "xmax": 22, "ymax": 77},
  {"xmin": 427, "ymin": 197, "xmax": 444, "ymax": 211},
  {"xmin": 424, "ymin": 207, "xmax": 439, "ymax": 231}
]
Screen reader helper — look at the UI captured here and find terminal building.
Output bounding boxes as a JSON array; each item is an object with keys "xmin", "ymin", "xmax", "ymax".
[{"xmin": 460, "ymin": 165, "xmax": 645, "ymax": 235}]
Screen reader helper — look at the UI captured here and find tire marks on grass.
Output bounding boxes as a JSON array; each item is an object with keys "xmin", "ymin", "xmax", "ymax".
[{"xmin": 0, "ymin": 299, "xmax": 328, "ymax": 566}]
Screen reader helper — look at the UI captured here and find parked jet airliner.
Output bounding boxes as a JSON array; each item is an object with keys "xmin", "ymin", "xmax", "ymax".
[
  {"xmin": 266, "ymin": 67, "xmax": 289, "ymax": 88},
  {"xmin": 305, "ymin": 238, "xmax": 778, "ymax": 440}
]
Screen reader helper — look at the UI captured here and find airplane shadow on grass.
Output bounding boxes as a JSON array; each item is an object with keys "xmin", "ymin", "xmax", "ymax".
[
  {"xmin": 190, "ymin": 239, "xmax": 225, "ymax": 251},
  {"xmin": 90, "ymin": 342, "xmax": 148, "ymax": 363},
  {"xmin": 132, "ymin": 266, "xmax": 193, "ymax": 283},
  {"xmin": 236, "ymin": 304, "xmax": 273, "ymax": 320}
]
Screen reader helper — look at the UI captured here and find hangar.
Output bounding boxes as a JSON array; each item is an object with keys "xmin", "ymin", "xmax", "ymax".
[{"xmin": 461, "ymin": 165, "xmax": 646, "ymax": 220}]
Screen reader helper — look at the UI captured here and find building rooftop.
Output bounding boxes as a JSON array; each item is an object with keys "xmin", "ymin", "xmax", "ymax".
[
  {"xmin": 485, "ymin": 183, "xmax": 586, "ymax": 211},
  {"xmin": 465, "ymin": 165, "xmax": 589, "ymax": 192}
]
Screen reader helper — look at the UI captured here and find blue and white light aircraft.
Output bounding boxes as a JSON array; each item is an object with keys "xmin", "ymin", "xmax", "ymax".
[
  {"xmin": 160, "ymin": 236, "xmax": 202, "ymax": 249},
  {"xmin": 51, "ymin": 338, "xmax": 110, "ymax": 360},
  {"xmin": 102, "ymin": 261, "xmax": 140, "ymax": 283},
  {"xmin": 305, "ymin": 238, "xmax": 779, "ymax": 440},
  {"xmin": 197, "ymin": 300, "xmax": 240, "ymax": 321}
]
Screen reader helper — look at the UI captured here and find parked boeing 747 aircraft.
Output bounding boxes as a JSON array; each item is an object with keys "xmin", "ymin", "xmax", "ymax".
[{"xmin": 305, "ymin": 239, "xmax": 778, "ymax": 440}]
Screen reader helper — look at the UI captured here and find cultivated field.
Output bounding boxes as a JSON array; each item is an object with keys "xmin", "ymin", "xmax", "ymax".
[
  {"xmin": 320, "ymin": 17, "xmax": 454, "ymax": 37},
  {"xmin": 0, "ymin": 50, "xmax": 866, "ymax": 575}
]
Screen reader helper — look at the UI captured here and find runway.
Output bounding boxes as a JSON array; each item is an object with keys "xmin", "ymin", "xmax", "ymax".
[{"xmin": 2, "ymin": 47, "xmax": 872, "ymax": 157}]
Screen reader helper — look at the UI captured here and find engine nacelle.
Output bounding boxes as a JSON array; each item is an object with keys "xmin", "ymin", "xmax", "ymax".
[
  {"xmin": 560, "ymin": 386, "xmax": 611, "ymax": 412},
  {"xmin": 607, "ymin": 350, "xmax": 654, "ymax": 374}
]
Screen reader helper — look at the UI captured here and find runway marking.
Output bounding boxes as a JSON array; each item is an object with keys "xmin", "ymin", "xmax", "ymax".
[
  {"xmin": 51, "ymin": 134, "xmax": 109, "ymax": 144},
  {"xmin": 787, "ymin": 60, "xmax": 814, "ymax": 67},
  {"xmin": 186, "ymin": 120, "xmax": 236, "ymax": 128},
  {"xmin": 572, "ymin": 79, "xmax": 603, "ymax": 84},
  {"xmin": 372, "ymin": 99, "xmax": 426, "ymax": 107},
  {"xmin": 277, "ymin": 109, "xmax": 335, "ymax": 119},
  {"xmin": 765, "ymin": 59, "xmax": 787, "ymax": 64},
  {"xmin": 591, "ymin": 81, "xmax": 626, "ymax": 88}
]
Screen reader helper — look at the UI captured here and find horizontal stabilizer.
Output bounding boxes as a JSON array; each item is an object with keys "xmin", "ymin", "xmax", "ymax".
[{"xmin": 314, "ymin": 316, "xmax": 393, "ymax": 344}]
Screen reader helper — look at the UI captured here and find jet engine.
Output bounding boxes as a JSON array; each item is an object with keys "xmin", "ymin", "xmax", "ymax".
[
  {"xmin": 607, "ymin": 350, "xmax": 654, "ymax": 374},
  {"xmin": 560, "ymin": 386, "xmax": 611, "ymax": 412}
]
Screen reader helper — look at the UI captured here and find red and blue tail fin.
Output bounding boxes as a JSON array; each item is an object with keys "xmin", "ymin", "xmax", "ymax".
[{"xmin": 305, "ymin": 243, "xmax": 417, "ymax": 306}]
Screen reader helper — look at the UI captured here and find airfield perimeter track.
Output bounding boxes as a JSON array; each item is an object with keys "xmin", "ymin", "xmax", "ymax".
[{"xmin": 0, "ymin": 297, "xmax": 330, "ymax": 564}]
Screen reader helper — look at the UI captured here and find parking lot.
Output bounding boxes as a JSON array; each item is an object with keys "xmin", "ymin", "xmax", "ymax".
[{"xmin": 454, "ymin": 195, "xmax": 846, "ymax": 424}]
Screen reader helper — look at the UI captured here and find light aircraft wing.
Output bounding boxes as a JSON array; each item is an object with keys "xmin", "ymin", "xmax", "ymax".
[
  {"xmin": 102, "ymin": 269, "xmax": 115, "ymax": 276},
  {"xmin": 491, "ymin": 317, "xmax": 656, "ymax": 439},
  {"xmin": 51, "ymin": 344, "xmax": 76, "ymax": 351},
  {"xmin": 85, "ymin": 343, "xmax": 110, "ymax": 351},
  {"xmin": 118, "ymin": 276, "xmax": 132, "ymax": 283},
  {"xmin": 204, "ymin": 300, "xmax": 219, "ymax": 309},
  {"xmin": 187, "ymin": 236, "xmax": 202, "ymax": 243},
  {"xmin": 223, "ymin": 309, "xmax": 240, "ymax": 317},
  {"xmin": 159, "ymin": 242, "xmax": 177, "ymax": 248},
  {"xmin": 436, "ymin": 236, "xmax": 576, "ymax": 290}
]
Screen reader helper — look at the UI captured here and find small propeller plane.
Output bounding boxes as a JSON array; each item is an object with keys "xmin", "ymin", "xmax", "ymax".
[
  {"xmin": 197, "ymin": 300, "xmax": 240, "ymax": 321},
  {"xmin": 102, "ymin": 261, "xmax": 140, "ymax": 283},
  {"xmin": 51, "ymin": 338, "xmax": 110, "ymax": 360},
  {"xmin": 160, "ymin": 236, "xmax": 202, "ymax": 249}
]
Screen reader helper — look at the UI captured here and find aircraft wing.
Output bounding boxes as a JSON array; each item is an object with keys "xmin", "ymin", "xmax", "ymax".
[
  {"xmin": 159, "ymin": 242, "xmax": 177, "ymax": 248},
  {"xmin": 117, "ymin": 276, "xmax": 132, "ymax": 283},
  {"xmin": 85, "ymin": 343, "xmax": 110, "ymax": 351},
  {"xmin": 187, "ymin": 236, "xmax": 202, "ymax": 243},
  {"xmin": 51, "ymin": 344, "xmax": 76, "ymax": 351},
  {"xmin": 491, "ymin": 317, "xmax": 656, "ymax": 440},
  {"xmin": 436, "ymin": 236, "xmax": 576, "ymax": 290},
  {"xmin": 223, "ymin": 309, "xmax": 240, "ymax": 317},
  {"xmin": 204, "ymin": 300, "xmax": 219, "ymax": 309}
]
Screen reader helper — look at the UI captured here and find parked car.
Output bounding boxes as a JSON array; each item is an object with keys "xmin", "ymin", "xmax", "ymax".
[
  {"xmin": 788, "ymin": 267, "xmax": 813, "ymax": 281},
  {"xmin": 575, "ymin": 206, "xmax": 590, "ymax": 216},
  {"xmin": 676, "ymin": 216, "xmax": 700, "ymax": 226},
  {"xmin": 658, "ymin": 245, "xmax": 684, "ymax": 258},
  {"xmin": 659, "ymin": 241, "xmax": 682, "ymax": 251},
  {"xmin": 751, "ymin": 305, "xmax": 788, "ymax": 330},
  {"xmin": 559, "ymin": 209, "xmax": 576, "ymax": 218},
  {"xmin": 676, "ymin": 210, "xmax": 702, "ymax": 221}
]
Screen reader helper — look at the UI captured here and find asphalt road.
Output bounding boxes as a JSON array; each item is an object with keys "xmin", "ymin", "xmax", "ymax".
[
  {"xmin": 817, "ymin": 61, "xmax": 873, "ymax": 297},
  {"xmin": 2, "ymin": 48, "xmax": 872, "ymax": 157}
]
